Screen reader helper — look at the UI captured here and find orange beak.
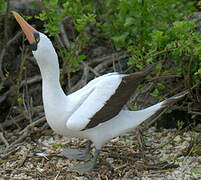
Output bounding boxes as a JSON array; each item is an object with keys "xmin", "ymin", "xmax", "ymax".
[{"xmin": 12, "ymin": 11, "xmax": 38, "ymax": 44}]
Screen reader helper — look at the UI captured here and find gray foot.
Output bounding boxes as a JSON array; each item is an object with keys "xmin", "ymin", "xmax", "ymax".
[
  {"xmin": 69, "ymin": 159, "xmax": 96, "ymax": 175},
  {"xmin": 61, "ymin": 149, "xmax": 90, "ymax": 160},
  {"xmin": 69, "ymin": 149, "xmax": 100, "ymax": 175},
  {"xmin": 60, "ymin": 140, "xmax": 92, "ymax": 160}
]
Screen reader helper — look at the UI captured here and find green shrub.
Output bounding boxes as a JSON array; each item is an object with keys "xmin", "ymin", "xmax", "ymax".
[{"xmin": 28, "ymin": 0, "xmax": 200, "ymax": 97}]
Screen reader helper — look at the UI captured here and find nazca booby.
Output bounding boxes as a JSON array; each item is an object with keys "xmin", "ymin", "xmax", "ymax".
[{"xmin": 12, "ymin": 11, "xmax": 188, "ymax": 174}]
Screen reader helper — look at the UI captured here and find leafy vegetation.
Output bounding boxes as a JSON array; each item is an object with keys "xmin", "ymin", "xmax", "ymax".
[
  {"xmin": 35, "ymin": 0, "xmax": 97, "ymax": 87},
  {"xmin": 33, "ymin": 0, "xmax": 200, "ymax": 99},
  {"xmin": 0, "ymin": 0, "xmax": 6, "ymax": 13}
]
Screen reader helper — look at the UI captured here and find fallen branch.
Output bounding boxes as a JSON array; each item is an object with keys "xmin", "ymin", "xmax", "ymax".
[
  {"xmin": 20, "ymin": 116, "xmax": 46, "ymax": 135},
  {"xmin": 0, "ymin": 131, "xmax": 9, "ymax": 147}
]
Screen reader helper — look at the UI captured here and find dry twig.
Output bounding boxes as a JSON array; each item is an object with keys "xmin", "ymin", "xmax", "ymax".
[
  {"xmin": 0, "ymin": 106, "xmax": 43, "ymax": 128},
  {"xmin": 59, "ymin": 22, "xmax": 70, "ymax": 50},
  {"xmin": 69, "ymin": 62, "xmax": 89, "ymax": 93},
  {"xmin": 0, "ymin": 131, "xmax": 9, "ymax": 147}
]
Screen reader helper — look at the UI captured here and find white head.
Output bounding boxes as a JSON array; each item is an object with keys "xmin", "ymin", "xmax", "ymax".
[
  {"xmin": 12, "ymin": 11, "xmax": 59, "ymax": 79},
  {"xmin": 32, "ymin": 32, "xmax": 58, "ymax": 70}
]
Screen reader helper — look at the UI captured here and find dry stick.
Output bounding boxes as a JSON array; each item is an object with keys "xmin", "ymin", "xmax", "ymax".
[
  {"xmin": 59, "ymin": 22, "xmax": 70, "ymax": 50},
  {"xmin": 196, "ymin": 86, "xmax": 201, "ymax": 104},
  {"xmin": 142, "ymin": 61, "xmax": 162, "ymax": 108},
  {"xmin": 70, "ymin": 52, "xmax": 128, "ymax": 90},
  {"xmin": 131, "ymin": 83, "xmax": 154, "ymax": 109},
  {"xmin": 18, "ymin": 47, "xmax": 34, "ymax": 123},
  {"xmin": 0, "ymin": 144, "xmax": 22, "ymax": 159},
  {"xmin": 148, "ymin": 75, "xmax": 180, "ymax": 82},
  {"xmin": 19, "ymin": 116, "xmax": 46, "ymax": 135},
  {"xmin": 0, "ymin": 88, "xmax": 11, "ymax": 103},
  {"xmin": 1, "ymin": 122, "xmax": 49, "ymax": 159},
  {"xmin": 69, "ymin": 62, "xmax": 89, "ymax": 93},
  {"xmin": 17, "ymin": 45, "xmax": 28, "ymax": 92},
  {"xmin": 88, "ymin": 66, "xmax": 100, "ymax": 77},
  {"xmin": 17, "ymin": 151, "xmax": 28, "ymax": 168},
  {"xmin": 3, "ymin": 0, "xmax": 10, "ymax": 45},
  {"xmin": 22, "ymin": 88, "xmax": 31, "ymax": 123},
  {"xmin": 0, "ymin": 106, "xmax": 44, "ymax": 128},
  {"xmin": 5, "ymin": 117, "xmax": 46, "ymax": 149},
  {"xmin": 136, "ymin": 74, "xmax": 181, "ymax": 108},
  {"xmin": 10, "ymin": 128, "xmax": 29, "ymax": 146},
  {"xmin": 94, "ymin": 58, "xmax": 114, "ymax": 72},
  {"xmin": 112, "ymin": 53, "xmax": 117, "ymax": 72},
  {"xmin": 61, "ymin": 52, "xmax": 129, "ymax": 78},
  {"xmin": 0, "ymin": 75, "xmax": 42, "ymax": 104},
  {"xmin": 54, "ymin": 171, "xmax": 61, "ymax": 180},
  {"xmin": 136, "ymin": 128, "xmax": 146, "ymax": 157},
  {"xmin": 0, "ymin": 31, "xmax": 23, "ymax": 81},
  {"xmin": 64, "ymin": 53, "xmax": 125, "ymax": 92},
  {"xmin": 24, "ymin": 65, "xmax": 33, "ymax": 124},
  {"xmin": 20, "ymin": 75, "xmax": 42, "ymax": 87},
  {"xmin": 55, "ymin": 34, "xmax": 65, "ymax": 49},
  {"xmin": 89, "ymin": 51, "xmax": 129, "ymax": 66},
  {"xmin": 130, "ymin": 62, "xmax": 162, "ymax": 108},
  {"xmin": 187, "ymin": 56, "xmax": 195, "ymax": 102},
  {"xmin": 0, "ymin": 131, "xmax": 9, "ymax": 147},
  {"xmin": 188, "ymin": 103, "xmax": 201, "ymax": 116},
  {"xmin": 81, "ymin": 62, "xmax": 89, "ymax": 85},
  {"xmin": 61, "ymin": 52, "xmax": 129, "ymax": 82}
]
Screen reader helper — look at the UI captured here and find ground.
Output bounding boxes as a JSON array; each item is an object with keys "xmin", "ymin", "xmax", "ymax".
[{"xmin": 1, "ymin": 124, "xmax": 201, "ymax": 179}]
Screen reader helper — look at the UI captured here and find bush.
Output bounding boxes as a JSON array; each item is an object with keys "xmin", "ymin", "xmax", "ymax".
[{"xmin": 37, "ymin": 0, "xmax": 200, "ymax": 100}]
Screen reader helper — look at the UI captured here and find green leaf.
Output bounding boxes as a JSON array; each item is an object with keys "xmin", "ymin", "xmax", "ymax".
[
  {"xmin": 124, "ymin": 17, "xmax": 135, "ymax": 27},
  {"xmin": 17, "ymin": 97, "xmax": 23, "ymax": 104},
  {"xmin": 156, "ymin": 83, "xmax": 165, "ymax": 90},
  {"xmin": 52, "ymin": 143, "xmax": 62, "ymax": 149},
  {"xmin": 150, "ymin": 88, "xmax": 159, "ymax": 98},
  {"xmin": 0, "ymin": 84, "xmax": 3, "ymax": 92},
  {"xmin": 191, "ymin": 168, "xmax": 199, "ymax": 174}
]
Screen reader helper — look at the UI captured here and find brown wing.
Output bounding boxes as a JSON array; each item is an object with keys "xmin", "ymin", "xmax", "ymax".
[{"xmin": 82, "ymin": 63, "xmax": 157, "ymax": 130}]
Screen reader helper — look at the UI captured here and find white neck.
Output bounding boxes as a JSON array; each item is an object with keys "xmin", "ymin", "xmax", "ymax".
[
  {"xmin": 39, "ymin": 59, "xmax": 65, "ymax": 104},
  {"xmin": 32, "ymin": 33, "xmax": 67, "ymax": 110}
]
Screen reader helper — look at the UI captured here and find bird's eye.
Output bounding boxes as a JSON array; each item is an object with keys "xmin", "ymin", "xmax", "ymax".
[
  {"xmin": 34, "ymin": 32, "xmax": 40, "ymax": 44},
  {"xmin": 30, "ymin": 32, "xmax": 40, "ymax": 51},
  {"xmin": 35, "ymin": 37, "xmax": 39, "ymax": 43}
]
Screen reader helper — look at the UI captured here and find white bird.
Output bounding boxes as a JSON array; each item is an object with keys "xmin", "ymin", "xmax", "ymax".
[{"xmin": 12, "ymin": 11, "xmax": 188, "ymax": 174}]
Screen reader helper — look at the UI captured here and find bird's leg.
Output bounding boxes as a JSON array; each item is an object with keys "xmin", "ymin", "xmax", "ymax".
[
  {"xmin": 61, "ymin": 140, "xmax": 92, "ymax": 160},
  {"xmin": 69, "ymin": 148, "xmax": 100, "ymax": 175}
]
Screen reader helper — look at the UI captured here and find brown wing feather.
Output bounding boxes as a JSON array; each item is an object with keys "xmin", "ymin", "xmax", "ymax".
[{"xmin": 82, "ymin": 63, "xmax": 157, "ymax": 130}]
